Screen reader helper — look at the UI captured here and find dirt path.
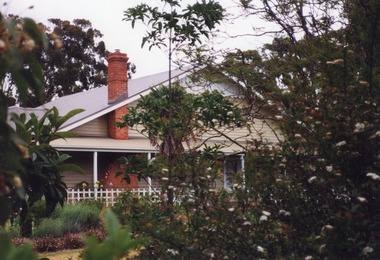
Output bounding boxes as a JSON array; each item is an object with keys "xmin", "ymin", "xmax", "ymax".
[{"xmin": 39, "ymin": 249, "xmax": 82, "ymax": 260}]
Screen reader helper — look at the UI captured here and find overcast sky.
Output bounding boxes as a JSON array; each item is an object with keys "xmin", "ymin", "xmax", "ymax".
[{"xmin": 2, "ymin": 0, "xmax": 273, "ymax": 78}]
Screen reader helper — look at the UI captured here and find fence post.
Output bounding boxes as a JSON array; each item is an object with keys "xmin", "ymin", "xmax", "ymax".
[
  {"xmin": 93, "ymin": 151, "xmax": 98, "ymax": 200},
  {"xmin": 147, "ymin": 153, "xmax": 152, "ymax": 195}
]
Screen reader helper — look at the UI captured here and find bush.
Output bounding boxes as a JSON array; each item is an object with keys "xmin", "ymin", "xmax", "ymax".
[
  {"xmin": 32, "ymin": 201, "xmax": 101, "ymax": 238},
  {"xmin": 80, "ymin": 199, "xmax": 104, "ymax": 211},
  {"xmin": 32, "ymin": 218, "xmax": 64, "ymax": 238},
  {"xmin": 59, "ymin": 203, "xmax": 101, "ymax": 233},
  {"xmin": 61, "ymin": 232, "xmax": 86, "ymax": 249},
  {"xmin": 33, "ymin": 236, "xmax": 64, "ymax": 252},
  {"xmin": 112, "ymin": 191, "xmax": 165, "ymax": 229}
]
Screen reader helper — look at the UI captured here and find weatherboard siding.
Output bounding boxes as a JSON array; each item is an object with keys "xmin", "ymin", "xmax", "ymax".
[{"xmin": 71, "ymin": 115, "xmax": 108, "ymax": 137}]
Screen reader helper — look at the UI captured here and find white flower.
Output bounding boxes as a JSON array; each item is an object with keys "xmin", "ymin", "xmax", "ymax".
[
  {"xmin": 13, "ymin": 176, "xmax": 22, "ymax": 188},
  {"xmin": 326, "ymin": 165, "xmax": 333, "ymax": 172},
  {"xmin": 367, "ymin": 172, "xmax": 380, "ymax": 181},
  {"xmin": 262, "ymin": 210, "xmax": 271, "ymax": 216},
  {"xmin": 257, "ymin": 246, "xmax": 264, "ymax": 253},
  {"xmin": 362, "ymin": 246, "xmax": 374, "ymax": 255},
  {"xmin": 24, "ymin": 39, "xmax": 36, "ymax": 51},
  {"xmin": 259, "ymin": 215, "xmax": 268, "ymax": 221},
  {"xmin": 322, "ymin": 225, "xmax": 334, "ymax": 231},
  {"xmin": 276, "ymin": 178, "xmax": 283, "ymax": 184},
  {"xmin": 279, "ymin": 209, "xmax": 291, "ymax": 216},
  {"xmin": 357, "ymin": 197, "xmax": 367, "ymax": 203},
  {"xmin": 275, "ymin": 115, "xmax": 283, "ymax": 120},
  {"xmin": 161, "ymin": 177, "xmax": 169, "ymax": 181},
  {"xmin": 354, "ymin": 122, "xmax": 365, "ymax": 133},
  {"xmin": 305, "ymin": 256, "xmax": 313, "ymax": 260},
  {"xmin": 308, "ymin": 176, "xmax": 317, "ymax": 183},
  {"xmin": 162, "ymin": 168, "xmax": 169, "ymax": 172},
  {"xmin": 333, "ymin": 59, "xmax": 344, "ymax": 64},
  {"xmin": 167, "ymin": 249, "xmax": 179, "ymax": 255},
  {"xmin": 319, "ymin": 244, "xmax": 326, "ymax": 253},
  {"xmin": 376, "ymin": 130, "xmax": 380, "ymax": 137},
  {"xmin": 243, "ymin": 221, "xmax": 251, "ymax": 226},
  {"xmin": 295, "ymin": 133, "xmax": 302, "ymax": 138},
  {"xmin": 168, "ymin": 185, "xmax": 174, "ymax": 189},
  {"xmin": 228, "ymin": 207, "xmax": 235, "ymax": 212},
  {"xmin": 336, "ymin": 141, "xmax": 346, "ymax": 147}
]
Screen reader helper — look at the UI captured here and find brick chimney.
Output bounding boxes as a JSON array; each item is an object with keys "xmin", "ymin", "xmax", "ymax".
[{"xmin": 107, "ymin": 50, "xmax": 129, "ymax": 140}]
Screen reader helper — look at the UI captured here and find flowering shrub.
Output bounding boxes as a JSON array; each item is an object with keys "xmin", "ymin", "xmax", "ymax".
[{"xmin": 12, "ymin": 227, "xmax": 106, "ymax": 253}]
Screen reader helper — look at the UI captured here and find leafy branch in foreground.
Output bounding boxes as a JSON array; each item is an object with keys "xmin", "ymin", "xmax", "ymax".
[{"xmin": 82, "ymin": 210, "xmax": 148, "ymax": 260}]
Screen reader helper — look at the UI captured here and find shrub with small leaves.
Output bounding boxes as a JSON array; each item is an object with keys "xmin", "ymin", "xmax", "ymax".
[
  {"xmin": 33, "ymin": 236, "xmax": 64, "ymax": 253},
  {"xmin": 32, "ymin": 218, "xmax": 64, "ymax": 238},
  {"xmin": 61, "ymin": 232, "xmax": 86, "ymax": 249}
]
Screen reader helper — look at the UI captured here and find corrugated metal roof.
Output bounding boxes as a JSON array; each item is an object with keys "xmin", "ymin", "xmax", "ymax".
[{"xmin": 8, "ymin": 67, "xmax": 190, "ymax": 130}]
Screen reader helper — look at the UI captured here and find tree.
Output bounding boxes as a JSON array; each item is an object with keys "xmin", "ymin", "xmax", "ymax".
[
  {"xmin": 193, "ymin": 0, "xmax": 380, "ymax": 258},
  {"xmin": 0, "ymin": 12, "xmax": 46, "ymax": 226},
  {"xmin": 33, "ymin": 18, "xmax": 108, "ymax": 105},
  {"xmin": 119, "ymin": 0, "xmax": 380, "ymax": 258},
  {"xmin": 0, "ymin": 12, "xmax": 85, "ymax": 239},
  {"xmin": 123, "ymin": 0, "xmax": 224, "ymax": 206},
  {"xmin": 4, "ymin": 17, "xmax": 136, "ymax": 107},
  {"xmin": 10, "ymin": 107, "xmax": 84, "ymax": 237}
]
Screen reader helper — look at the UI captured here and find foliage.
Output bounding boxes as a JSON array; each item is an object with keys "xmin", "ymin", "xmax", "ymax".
[
  {"xmin": 9, "ymin": 107, "xmax": 84, "ymax": 237},
  {"xmin": 0, "ymin": 236, "xmax": 38, "ymax": 260},
  {"xmin": 32, "ymin": 218, "xmax": 64, "ymax": 238},
  {"xmin": 112, "ymin": 191, "xmax": 165, "ymax": 227},
  {"xmin": 4, "ymin": 17, "xmax": 136, "ymax": 106},
  {"xmin": 117, "ymin": 0, "xmax": 380, "ymax": 259},
  {"xmin": 12, "ymin": 227, "xmax": 106, "ymax": 253},
  {"xmin": 117, "ymin": 85, "xmax": 243, "ymax": 156},
  {"xmin": 124, "ymin": 0, "xmax": 224, "ymax": 50},
  {"xmin": 0, "ymin": 12, "xmax": 46, "ymax": 226},
  {"xmin": 82, "ymin": 210, "xmax": 148, "ymax": 260},
  {"xmin": 58, "ymin": 203, "xmax": 101, "ymax": 234},
  {"xmin": 33, "ymin": 201, "xmax": 101, "ymax": 238},
  {"xmin": 124, "ymin": 0, "xmax": 226, "ymax": 211},
  {"xmin": 188, "ymin": 0, "xmax": 380, "ymax": 258}
]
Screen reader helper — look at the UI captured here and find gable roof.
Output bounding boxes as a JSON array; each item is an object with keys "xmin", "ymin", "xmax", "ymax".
[{"xmin": 8, "ymin": 67, "xmax": 190, "ymax": 131}]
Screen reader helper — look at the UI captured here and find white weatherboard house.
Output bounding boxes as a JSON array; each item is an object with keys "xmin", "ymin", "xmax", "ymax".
[{"xmin": 9, "ymin": 51, "xmax": 279, "ymax": 204}]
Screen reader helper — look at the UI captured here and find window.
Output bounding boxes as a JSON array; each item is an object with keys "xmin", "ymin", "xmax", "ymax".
[{"xmin": 224, "ymin": 156, "xmax": 242, "ymax": 189}]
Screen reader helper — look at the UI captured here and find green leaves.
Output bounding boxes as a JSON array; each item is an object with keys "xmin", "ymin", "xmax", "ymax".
[
  {"xmin": 123, "ymin": 0, "xmax": 224, "ymax": 50},
  {"xmin": 119, "ymin": 85, "xmax": 244, "ymax": 152},
  {"xmin": 9, "ymin": 107, "xmax": 85, "ymax": 225},
  {"xmin": 82, "ymin": 210, "xmax": 148, "ymax": 260},
  {"xmin": 22, "ymin": 18, "xmax": 48, "ymax": 49},
  {"xmin": 0, "ymin": 236, "xmax": 38, "ymax": 260},
  {"xmin": 0, "ymin": 14, "xmax": 47, "ymax": 106}
]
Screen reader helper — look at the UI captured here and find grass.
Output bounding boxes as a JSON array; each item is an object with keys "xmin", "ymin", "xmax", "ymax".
[
  {"xmin": 39, "ymin": 248, "xmax": 140, "ymax": 260},
  {"xmin": 39, "ymin": 249, "xmax": 82, "ymax": 260}
]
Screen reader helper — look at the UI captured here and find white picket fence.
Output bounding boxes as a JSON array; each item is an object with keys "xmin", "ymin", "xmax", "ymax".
[{"xmin": 67, "ymin": 187, "xmax": 162, "ymax": 206}]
